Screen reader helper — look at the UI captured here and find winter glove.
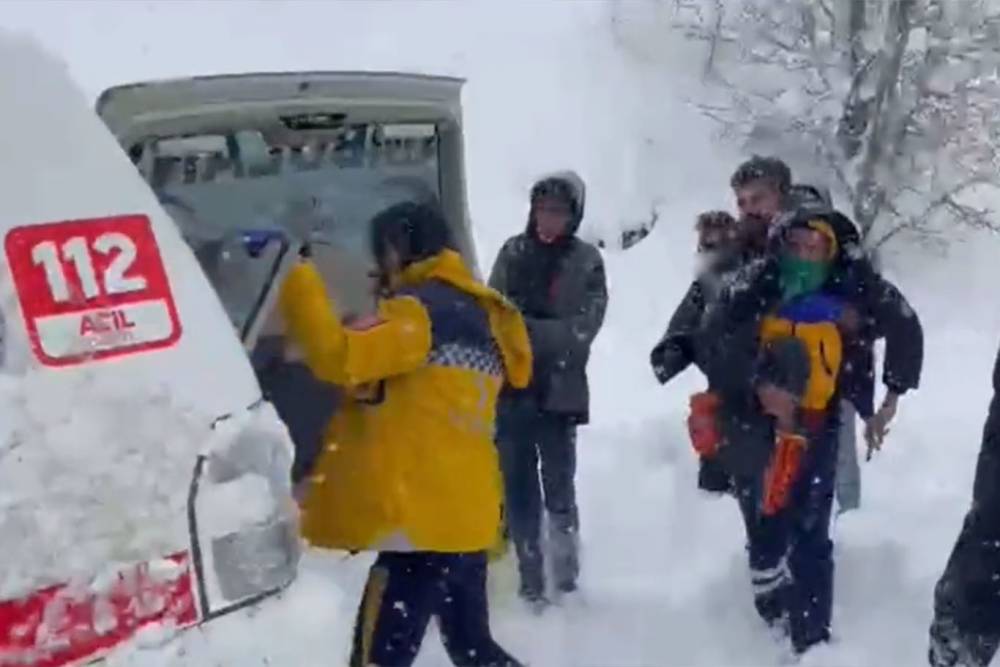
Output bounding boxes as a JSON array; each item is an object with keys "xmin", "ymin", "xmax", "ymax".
[
  {"xmin": 762, "ymin": 431, "xmax": 808, "ymax": 516},
  {"xmin": 687, "ymin": 391, "xmax": 722, "ymax": 458},
  {"xmin": 241, "ymin": 229, "xmax": 287, "ymax": 257}
]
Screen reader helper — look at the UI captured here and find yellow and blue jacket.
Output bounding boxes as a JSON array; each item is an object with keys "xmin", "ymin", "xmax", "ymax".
[
  {"xmin": 759, "ymin": 293, "xmax": 845, "ymax": 414},
  {"xmin": 279, "ymin": 249, "xmax": 532, "ymax": 553}
]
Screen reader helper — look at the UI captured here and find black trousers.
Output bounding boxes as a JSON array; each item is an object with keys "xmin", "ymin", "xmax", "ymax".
[
  {"xmin": 496, "ymin": 401, "xmax": 579, "ymax": 597},
  {"xmin": 350, "ymin": 552, "xmax": 521, "ymax": 667}
]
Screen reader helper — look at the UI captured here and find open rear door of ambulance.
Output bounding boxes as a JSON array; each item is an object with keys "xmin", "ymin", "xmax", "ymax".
[
  {"xmin": 96, "ymin": 70, "xmax": 477, "ymax": 490},
  {"xmin": 97, "ymin": 71, "xmax": 476, "ymax": 326}
]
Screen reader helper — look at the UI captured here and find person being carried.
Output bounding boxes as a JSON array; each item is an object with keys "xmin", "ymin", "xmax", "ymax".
[{"xmin": 280, "ymin": 201, "xmax": 531, "ymax": 667}]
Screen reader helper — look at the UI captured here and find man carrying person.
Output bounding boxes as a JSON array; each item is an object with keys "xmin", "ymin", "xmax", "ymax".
[
  {"xmin": 729, "ymin": 156, "xmax": 912, "ymax": 512},
  {"xmin": 691, "ymin": 203, "xmax": 922, "ymax": 654}
]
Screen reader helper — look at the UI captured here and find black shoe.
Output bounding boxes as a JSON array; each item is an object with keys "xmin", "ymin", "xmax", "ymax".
[
  {"xmin": 556, "ymin": 579, "xmax": 578, "ymax": 594},
  {"xmin": 519, "ymin": 587, "xmax": 550, "ymax": 615},
  {"xmin": 792, "ymin": 629, "xmax": 830, "ymax": 656}
]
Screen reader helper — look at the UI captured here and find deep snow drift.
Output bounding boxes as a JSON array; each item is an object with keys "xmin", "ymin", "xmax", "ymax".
[{"xmin": 3, "ymin": 2, "xmax": 1000, "ymax": 666}]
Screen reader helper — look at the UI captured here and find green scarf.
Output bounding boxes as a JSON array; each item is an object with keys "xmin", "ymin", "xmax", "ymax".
[{"xmin": 779, "ymin": 256, "xmax": 829, "ymax": 301}]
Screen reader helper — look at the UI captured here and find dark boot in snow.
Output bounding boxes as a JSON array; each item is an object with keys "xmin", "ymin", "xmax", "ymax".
[
  {"xmin": 555, "ymin": 579, "xmax": 578, "ymax": 595},
  {"xmin": 929, "ymin": 615, "xmax": 1000, "ymax": 667},
  {"xmin": 548, "ymin": 511, "xmax": 580, "ymax": 594},
  {"xmin": 520, "ymin": 592, "xmax": 551, "ymax": 616},
  {"xmin": 513, "ymin": 539, "xmax": 546, "ymax": 603}
]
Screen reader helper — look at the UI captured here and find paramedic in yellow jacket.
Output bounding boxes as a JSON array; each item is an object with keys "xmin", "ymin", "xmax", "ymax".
[{"xmin": 279, "ymin": 201, "xmax": 531, "ymax": 667}]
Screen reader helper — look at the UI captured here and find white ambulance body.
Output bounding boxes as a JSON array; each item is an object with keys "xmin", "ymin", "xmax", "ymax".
[{"xmin": 0, "ymin": 32, "xmax": 474, "ymax": 666}]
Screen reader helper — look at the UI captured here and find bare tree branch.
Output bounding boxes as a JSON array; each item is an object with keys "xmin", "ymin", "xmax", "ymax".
[
  {"xmin": 817, "ymin": 0, "xmax": 836, "ymax": 32},
  {"xmin": 701, "ymin": 0, "xmax": 727, "ymax": 80},
  {"xmin": 642, "ymin": 0, "xmax": 1000, "ymax": 254},
  {"xmin": 871, "ymin": 176, "xmax": 998, "ymax": 248},
  {"xmin": 854, "ymin": 0, "xmax": 917, "ymax": 235}
]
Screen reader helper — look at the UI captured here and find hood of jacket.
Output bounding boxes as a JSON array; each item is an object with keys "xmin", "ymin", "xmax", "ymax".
[
  {"xmin": 526, "ymin": 170, "xmax": 587, "ymax": 239},
  {"xmin": 769, "ymin": 201, "xmax": 863, "ymax": 264},
  {"xmin": 397, "ymin": 249, "xmax": 533, "ymax": 389}
]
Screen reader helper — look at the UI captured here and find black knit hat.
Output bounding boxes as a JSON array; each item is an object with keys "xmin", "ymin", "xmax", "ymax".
[{"xmin": 369, "ymin": 201, "xmax": 454, "ymax": 270}]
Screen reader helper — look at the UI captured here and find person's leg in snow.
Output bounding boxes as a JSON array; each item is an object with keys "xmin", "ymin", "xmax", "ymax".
[
  {"xmin": 537, "ymin": 414, "xmax": 580, "ymax": 594},
  {"xmin": 735, "ymin": 477, "xmax": 793, "ymax": 630},
  {"xmin": 496, "ymin": 406, "xmax": 547, "ymax": 604},
  {"xmin": 930, "ymin": 574, "xmax": 1000, "ymax": 667},
  {"xmin": 732, "ymin": 419, "xmax": 837, "ymax": 654},
  {"xmin": 437, "ymin": 552, "xmax": 523, "ymax": 666},
  {"xmin": 350, "ymin": 552, "xmax": 522, "ymax": 667},
  {"xmin": 928, "ymin": 384, "xmax": 1000, "ymax": 667},
  {"xmin": 784, "ymin": 420, "xmax": 838, "ymax": 655},
  {"xmin": 350, "ymin": 552, "xmax": 436, "ymax": 667}
]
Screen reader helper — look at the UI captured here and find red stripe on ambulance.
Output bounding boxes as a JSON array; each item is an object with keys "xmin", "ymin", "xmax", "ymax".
[{"xmin": 0, "ymin": 552, "xmax": 199, "ymax": 667}]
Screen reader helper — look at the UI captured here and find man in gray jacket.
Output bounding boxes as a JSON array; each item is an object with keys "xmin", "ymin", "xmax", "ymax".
[{"xmin": 489, "ymin": 171, "xmax": 608, "ymax": 608}]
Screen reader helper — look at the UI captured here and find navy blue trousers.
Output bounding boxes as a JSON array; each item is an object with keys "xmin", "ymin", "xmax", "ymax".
[
  {"xmin": 350, "ymin": 552, "xmax": 521, "ymax": 667},
  {"xmin": 734, "ymin": 420, "xmax": 838, "ymax": 654}
]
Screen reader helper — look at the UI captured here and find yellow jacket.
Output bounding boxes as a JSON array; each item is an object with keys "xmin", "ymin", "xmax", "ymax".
[
  {"xmin": 279, "ymin": 249, "xmax": 532, "ymax": 553},
  {"xmin": 759, "ymin": 293, "xmax": 844, "ymax": 412}
]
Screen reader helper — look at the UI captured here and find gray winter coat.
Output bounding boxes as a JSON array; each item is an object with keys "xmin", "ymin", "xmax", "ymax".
[{"xmin": 489, "ymin": 171, "xmax": 608, "ymax": 424}]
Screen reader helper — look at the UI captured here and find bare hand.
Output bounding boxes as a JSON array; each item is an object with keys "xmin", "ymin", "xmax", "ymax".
[
  {"xmin": 345, "ymin": 313, "xmax": 383, "ymax": 331},
  {"xmin": 865, "ymin": 393, "xmax": 899, "ymax": 459},
  {"xmin": 757, "ymin": 383, "xmax": 798, "ymax": 432},
  {"xmin": 292, "ymin": 481, "xmax": 309, "ymax": 507}
]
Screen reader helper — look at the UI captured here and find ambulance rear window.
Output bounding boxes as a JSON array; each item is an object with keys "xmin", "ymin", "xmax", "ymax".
[{"xmin": 143, "ymin": 122, "xmax": 441, "ymax": 339}]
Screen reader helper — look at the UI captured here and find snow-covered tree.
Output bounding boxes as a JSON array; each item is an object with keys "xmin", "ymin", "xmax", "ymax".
[{"xmin": 612, "ymin": 0, "xmax": 1000, "ymax": 251}]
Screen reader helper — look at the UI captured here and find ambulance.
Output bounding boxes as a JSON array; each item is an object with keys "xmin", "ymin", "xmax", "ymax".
[{"xmin": 0, "ymin": 34, "xmax": 477, "ymax": 666}]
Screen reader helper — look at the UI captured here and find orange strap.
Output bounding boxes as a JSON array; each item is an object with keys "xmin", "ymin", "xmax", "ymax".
[{"xmin": 762, "ymin": 432, "xmax": 808, "ymax": 516}]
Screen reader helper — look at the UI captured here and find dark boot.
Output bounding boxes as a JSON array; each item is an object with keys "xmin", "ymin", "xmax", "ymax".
[
  {"xmin": 549, "ymin": 511, "xmax": 580, "ymax": 593},
  {"xmin": 513, "ymin": 538, "xmax": 547, "ymax": 605},
  {"xmin": 929, "ymin": 570, "xmax": 1000, "ymax": 667}
]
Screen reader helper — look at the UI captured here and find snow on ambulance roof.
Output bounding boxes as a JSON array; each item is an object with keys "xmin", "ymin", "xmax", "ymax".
[{"xmin": 0, "ymin": 27, "xmax": 293, "ymax": 631}]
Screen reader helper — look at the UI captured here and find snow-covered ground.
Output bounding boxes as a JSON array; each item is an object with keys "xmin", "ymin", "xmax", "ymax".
[{"xmin": 4, "ymin": 1, "xmax": 1000, "ymax": 665}]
